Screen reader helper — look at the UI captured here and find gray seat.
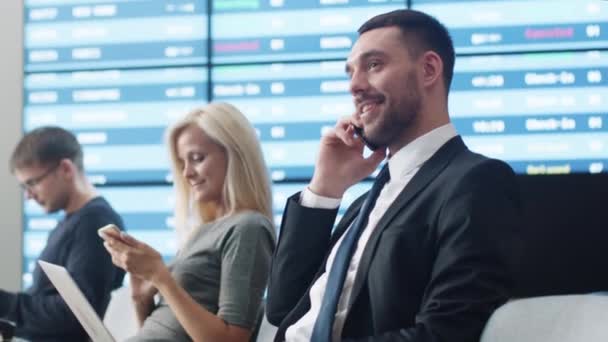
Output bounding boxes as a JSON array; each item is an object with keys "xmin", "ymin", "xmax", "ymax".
[
  {"xmin": 250, "ymin": 299, "xmax": 278, "ymax": 342},
  {"xmin": 481, "ymin": 293, "xmax": 608, "ymax": 342},
  {"xmin": 0, "ymin": 318, "xmax": 15, "ymax": 341},
  {"xmin": 103, "ymin": 286, "xmax": 138, "ymax": 340},
  {"xmin": 255, "ymin": 314, "xmax": 278, "ymax": 342}
]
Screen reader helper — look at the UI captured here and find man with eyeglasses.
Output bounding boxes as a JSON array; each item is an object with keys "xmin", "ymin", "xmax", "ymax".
[{"xmin": 0, "ymin": 126, "xmax": 125, "ymax": 341}]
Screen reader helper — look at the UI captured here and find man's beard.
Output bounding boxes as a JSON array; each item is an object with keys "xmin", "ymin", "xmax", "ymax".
[{"xmin": 364, "ymin": 72, "xmax": 421, "ymax": 149}]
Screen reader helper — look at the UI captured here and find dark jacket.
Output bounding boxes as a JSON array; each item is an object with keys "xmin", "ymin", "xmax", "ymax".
[{"xmin": 267, "ymin": 137, "xmax": 522, "ymax": 342}]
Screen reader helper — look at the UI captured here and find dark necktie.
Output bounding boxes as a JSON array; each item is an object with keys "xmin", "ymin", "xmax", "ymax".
[{"xmin": 311, "ymin": 164, "xmax": 390, "ymax": 342}]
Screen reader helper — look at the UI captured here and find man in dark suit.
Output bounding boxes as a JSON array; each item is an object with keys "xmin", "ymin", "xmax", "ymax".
[{"xmin": 266, "ymin": 9, "xmax": 522, "ymax": 342}]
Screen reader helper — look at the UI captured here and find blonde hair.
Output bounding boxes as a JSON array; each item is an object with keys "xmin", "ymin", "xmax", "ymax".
[{"xmin": 167, "ymin": 102, "xmax": 273, "ymax": 239}]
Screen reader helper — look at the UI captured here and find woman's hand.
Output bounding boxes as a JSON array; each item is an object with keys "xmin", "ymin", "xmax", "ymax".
[
  {"xmin": 129, "ymin": 273, "xmax": 157, "ymax": 303},
  {"xmin": 102, "ymin": 231, "xmax": 171, "ymax": 286},
  {"xmin": 128, "ymin": 273, "xmax": 158, "ymax": 327}
]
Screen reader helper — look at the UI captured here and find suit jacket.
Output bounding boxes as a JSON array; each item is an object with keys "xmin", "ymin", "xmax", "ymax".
[{"xmin": 266, "ymin": 136, "xmax": 522, "ymax": 342}]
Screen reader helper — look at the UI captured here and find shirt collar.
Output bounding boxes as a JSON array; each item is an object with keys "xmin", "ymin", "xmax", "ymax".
[{"xmin": 387, "ymin": 123, "xmax": 458, "ymax": 179}]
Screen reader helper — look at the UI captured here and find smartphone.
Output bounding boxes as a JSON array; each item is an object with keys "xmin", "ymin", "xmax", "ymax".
[
  {"xmin": 97, "ymin": 224, "xmax": 121, "ymax": 240},
  {"xmin": 353, "ymin": 125, "xmax": 379, "ymax": 151}
]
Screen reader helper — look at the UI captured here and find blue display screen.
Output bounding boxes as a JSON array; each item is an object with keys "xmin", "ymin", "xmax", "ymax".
[
  {"xmin": 24, "ymin": 0, "xmax": 208, "ymax": 71},
  {"xmin": 213, "ymin": 61, "xmax": 350, "ymax": 180},
  {"xmin": 211, "ymin": 0, "xmax": 405, "ymax": 63},
  {"xmin": 412, "ymin": 0, "xmax": 608, "ymax": 54},
  {"xmin": 20, "ymin": 0, "xmax": 608, "ymax": 286},
  {"xmin": 24, "ymin": 67, "xmax": 209, "ymax": 184},
  {"xmin": 214, "ymin": 52, "xmax": 608, "ymax": 177},
  {"xmin": 452, "ymin": 50, "xmax": 608, "ymax": 174}
]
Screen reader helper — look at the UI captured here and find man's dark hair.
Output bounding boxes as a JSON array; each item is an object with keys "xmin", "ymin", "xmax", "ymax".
[
  {"xmin": 358, "ymin": 9, "xmax": 455, "ymax": 93},
  {"xmin": 10, "ymin": 126, "xmax": 84, "ymax": 172}
]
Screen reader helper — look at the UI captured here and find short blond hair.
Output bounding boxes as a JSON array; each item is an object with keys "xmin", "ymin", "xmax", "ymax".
[{"xmin": 167, "ymin": 102, "xmax": 273, "ymax": 239}]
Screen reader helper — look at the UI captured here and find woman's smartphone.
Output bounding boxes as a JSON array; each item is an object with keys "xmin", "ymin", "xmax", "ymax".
[
  {"xmin": 353, "ymin": 125, "xmax": 379, "ymax": 151},
  {"xmin": 97, "ymin": 224, "xmax": 121, "ymax": 240}
]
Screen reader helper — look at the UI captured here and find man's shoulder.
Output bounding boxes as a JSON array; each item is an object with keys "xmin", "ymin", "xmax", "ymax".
[
  {"xmin": 67, "ymin": 197, "xmax": 124, "ymax": 231},
  {"xmin": 441, "ymin": 139, "xmax": 514, "ymax": 178},
  {"xmin": 432, "ymin": 152, "xmax": 517, "ymax": 209},
  {"xmin": 81, "ymin": 196, "xmax": 118, "ymax": 215}
]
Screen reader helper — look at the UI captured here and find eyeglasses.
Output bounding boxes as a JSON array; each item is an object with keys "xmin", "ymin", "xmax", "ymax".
[{"xmin": 19, "ymin": 163, "xmax": 60, "ymax": 191}]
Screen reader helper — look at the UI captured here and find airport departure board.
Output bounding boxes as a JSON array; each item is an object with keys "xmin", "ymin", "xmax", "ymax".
[
  {"xmin": 21, "ymin": 0, "xmax": 608, "ymax": 286},
  {"xmin": 412, "ymin": 0, "xmax": 607, "ymax": 54},
  {"xmin": 24, "ymin": 67, "xmax": 209, "ymax": 184},
  {"xmin": 24, "ymin": 0, "xmax": 208, "ymax": 71},
  {"xmin": 212, "ymin": 0, "xmax": 404, "ymax": 63}
]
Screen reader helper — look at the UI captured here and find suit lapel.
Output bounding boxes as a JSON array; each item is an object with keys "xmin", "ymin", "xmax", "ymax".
[{"xmin": 347, "ymin": 136, "xmax": 466, "ymax": 308}]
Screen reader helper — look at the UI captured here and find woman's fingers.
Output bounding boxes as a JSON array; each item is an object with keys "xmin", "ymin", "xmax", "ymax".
[
  {"xmin": 104, "ymin": 241, "xmax": 126, "ymax": 269},
  {"xmin": 104, "ymin": 238, "xmax": 143, "ymax": 270},
  {"xmin": 103, "ymin": 232, "xmax": 164, "ymax": 282},
  {"xmin": 105, "ymin": 234, "xmax": 135, "ymax": 253},
  {"xmin": 119, "ymin": 232, "xmax": 140, "ymax": 247}
]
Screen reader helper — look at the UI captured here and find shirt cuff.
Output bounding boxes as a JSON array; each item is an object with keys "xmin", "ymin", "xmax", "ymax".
[{"xmin": 299, "ymin": 187, "xmax": 341, "ymax": 209}]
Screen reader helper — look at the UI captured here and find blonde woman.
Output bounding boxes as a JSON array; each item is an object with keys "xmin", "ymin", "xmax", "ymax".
[{"xmin": 103, "ymin": 102, "xmax": 275, "ymax": 342}]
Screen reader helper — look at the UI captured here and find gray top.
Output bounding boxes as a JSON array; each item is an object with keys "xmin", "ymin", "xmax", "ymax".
[{"xmin": 127, "ymin": 210, "xmax": 276, "ymax": 342}]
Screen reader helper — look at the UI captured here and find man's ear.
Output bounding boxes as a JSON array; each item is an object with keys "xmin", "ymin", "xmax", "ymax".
[
  {"xmin": 421, "ymin": 51, "xmax": 443, "ymax": 89},
  {"xmin": 58, "ymin": 158, "xmax": 76, "ymax": 179}
]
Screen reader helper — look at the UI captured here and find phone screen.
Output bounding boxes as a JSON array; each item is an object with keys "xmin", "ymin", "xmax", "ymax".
[{"xmin": 97, "ymin": 224, "xmax": 120, "ymax": 239}]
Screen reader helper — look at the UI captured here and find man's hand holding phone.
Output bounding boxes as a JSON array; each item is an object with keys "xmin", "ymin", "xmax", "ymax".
[{"xmin": 309, "ymin": 116, "xmax": 385, "ymax": 198}]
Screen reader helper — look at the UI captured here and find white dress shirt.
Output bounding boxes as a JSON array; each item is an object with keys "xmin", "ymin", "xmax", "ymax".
[{"xmin": 285, "ymin": 123, "xmax": 457, "ymax": 342}]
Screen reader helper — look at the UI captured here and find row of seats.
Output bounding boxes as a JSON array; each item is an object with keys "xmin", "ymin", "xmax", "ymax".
[{"xmin": 101, "ymin": 290, "xmax": 608, "ymax": 342}]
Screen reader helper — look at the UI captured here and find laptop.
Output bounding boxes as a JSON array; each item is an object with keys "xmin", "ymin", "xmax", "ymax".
[{"xmin": 38, "ymin": 260, "xmax": 116, "ymax": 342}]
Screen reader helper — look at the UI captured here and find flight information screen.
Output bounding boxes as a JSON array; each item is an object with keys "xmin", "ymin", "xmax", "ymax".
[
  {"xmin": 412, "ymin": 0, "xmax": 608, "ymax": 54},
  {"xmin": 24, "ymin": 67, "xmax": 209, "ymax": 184},
  {"xmin": 24, "ymin": 0, "xmax": 208, "ymax": 71},
  {"xmin": 211, "ymin": 0, "xmax": 405, "ymax": 63},
  {"xmin": 452, "ymin": 50, "xmax": 608, "ymax": 174},
  {"xmin": 20, "ymin": 0, "xmax": 608, "ymax": 287},
  {"xmin": 213, "ymin": 51, "xmax": 608, "ymax": 178},
  {"xmin": 213, "ymin": 61, "xmax": 351, "ymax": 180}
]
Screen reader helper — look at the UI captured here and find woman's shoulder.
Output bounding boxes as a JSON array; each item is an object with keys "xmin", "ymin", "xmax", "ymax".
[
  {"xmin": 221, "ymin": 210, "xmax": 275, "ymax": 240},
  {"xmin": 230, "ymin": 209, "xmax": 270, "ymax": 223}
]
